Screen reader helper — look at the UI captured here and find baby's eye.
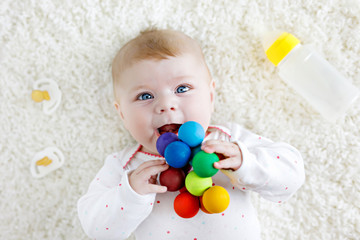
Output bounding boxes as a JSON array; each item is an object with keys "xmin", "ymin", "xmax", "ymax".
[
  {"xmin": 176, "ymin": 85, "xmax": 190, "ymax": 93},
  {"xmin": 137, "ymin": 93, "xmax": 154, "ymax": 101}
]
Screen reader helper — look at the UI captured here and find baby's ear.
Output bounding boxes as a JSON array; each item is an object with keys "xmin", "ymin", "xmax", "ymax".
[{"xmin": 113, "ymin": 101, "xmax": 125, "ymax": 120}]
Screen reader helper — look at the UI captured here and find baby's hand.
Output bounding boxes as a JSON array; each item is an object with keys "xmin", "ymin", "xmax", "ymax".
[
  {"xmin": 201, "ymin": 140, "xmax": 242, "ymax": 171},
  {"xmin": 129, "ymin": 160, "xmax": 169, "ymax": 195}
]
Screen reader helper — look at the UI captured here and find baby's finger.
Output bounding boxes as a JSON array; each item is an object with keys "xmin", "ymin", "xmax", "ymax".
[
  {"xmin": 135, "ymin": 160, "xmax": 167, "ymax": 173},
  {"xmin": 202, "ymin": 140, "xmax": 240, "ymax": 158},
  {"xmin": 213, "ymin": 157, "xmax": 241, "ymax": 171},
  {"xmin": 149, "ymin": 175, "xmax": 158, "ymax": 184},
  {"xmin": 201, "ymin": 139, "xmax": 221, "ymax": 148},
  {"xmin": 147, "ymin": 184, "xmax": 167, "ymax": 194},
  {"xmin": 138, "ymin": 163, "xmax": 169, "ymax": 179}
]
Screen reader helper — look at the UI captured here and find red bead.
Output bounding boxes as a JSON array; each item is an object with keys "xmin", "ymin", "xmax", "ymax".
[
  {"xmin": 160, "ymin": 167, "xmax": 185, "ymax": 192},
  {"xmin": 174, "ymin": 192, "xmax": 200, "ymax": 218}
]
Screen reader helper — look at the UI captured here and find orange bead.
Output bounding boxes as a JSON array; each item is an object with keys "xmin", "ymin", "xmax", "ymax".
[{"xmin": 199, "ymin": 196, "xmax": 212, "ymax": 214}]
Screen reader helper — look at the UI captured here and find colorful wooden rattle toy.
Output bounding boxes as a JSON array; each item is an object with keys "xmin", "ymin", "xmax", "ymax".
[{"xmin": 156, "ymin": 121, "xmax": 230, "ymax": 218}]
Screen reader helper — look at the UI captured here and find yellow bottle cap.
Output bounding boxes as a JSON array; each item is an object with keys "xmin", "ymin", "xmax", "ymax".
[{"xmin": 265, "ymin": 32, "xmax": 300, "ymax": 66}]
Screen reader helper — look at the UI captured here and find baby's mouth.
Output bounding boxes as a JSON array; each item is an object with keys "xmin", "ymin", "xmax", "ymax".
[{"xmin": 157, "ymin": 123, "xmax": 182, "ymax": 135}]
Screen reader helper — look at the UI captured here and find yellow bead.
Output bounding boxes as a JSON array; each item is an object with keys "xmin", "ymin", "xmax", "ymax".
[{"xmin": 202, "ymin": 186, "xmax": 230, "ymax": 213}]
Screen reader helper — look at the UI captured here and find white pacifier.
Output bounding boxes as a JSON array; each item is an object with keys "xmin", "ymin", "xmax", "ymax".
[
  {"xmin": 30, "ymin": 147, "xmax": 65, "ymax": 178},
  {"xmin": 31, "ymin": 79, "xmax": 62, "ymax": 115}
]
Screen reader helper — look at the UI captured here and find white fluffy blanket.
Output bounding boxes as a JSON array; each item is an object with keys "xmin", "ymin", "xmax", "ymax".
[{"xmin": 1, "ymin": 0, "xmax": 359, "ymax": 239}]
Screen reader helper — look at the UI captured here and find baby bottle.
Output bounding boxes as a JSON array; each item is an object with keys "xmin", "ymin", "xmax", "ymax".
[{"xmin": 263, "ymin": 31, "xmax": 359, "ymax": 122}]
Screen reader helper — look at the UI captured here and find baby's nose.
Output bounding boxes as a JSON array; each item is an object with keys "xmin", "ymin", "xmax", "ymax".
[
  {"xmin": 156, "ymin": 100, "xmax": 177, "ymax": 114},
  {"xmin": 158, "ymin": 105, "xmax": 176, "ymax": 113}
]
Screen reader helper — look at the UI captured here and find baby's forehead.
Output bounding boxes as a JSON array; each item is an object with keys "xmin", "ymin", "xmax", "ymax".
[
  {"xmin": 114, "ymin": 31, "xmax": 202, "ymax": 69},
  {"xmin": 122, "ymin": 53, "xmax": 204, "ymax": 80},
  {"xmin": 115, "ymin": 52, "xmax": 206, "ymax": 90},
  {"xmin": 127, "ymin": 51, "xmax": 203, "ymax": 70},
  {"xmin": 112, "ymin": 30, "xmax": 208, "ymax": 99}
]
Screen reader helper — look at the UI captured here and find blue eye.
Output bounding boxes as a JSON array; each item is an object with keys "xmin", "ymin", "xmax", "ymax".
[
  {"xmin": 137, "ymin": 93, "xmax": 154, "ymax": 101},
  {"xmin": 176, "ymin": 85, "xmax": 190, "ymax": 93}
]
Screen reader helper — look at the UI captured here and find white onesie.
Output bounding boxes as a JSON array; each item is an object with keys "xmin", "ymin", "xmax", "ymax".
[{"xmin": 78, "ymin": 122, "xmax": 305, "ymax": 240}]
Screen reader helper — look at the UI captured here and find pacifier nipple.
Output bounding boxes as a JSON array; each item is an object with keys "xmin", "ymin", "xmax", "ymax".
[
  {"xmin": 36, "ymin": 156, "xmax": 53, "ymax": 166},
  {"xmin": 32, "ymin": 90, "xmax": 51, "ymax": 102}
]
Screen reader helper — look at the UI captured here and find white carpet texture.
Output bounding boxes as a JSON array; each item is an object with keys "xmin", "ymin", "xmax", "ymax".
[{"xmin": 1, "ymin": 0, "xmax": 360, "ymax": 239}]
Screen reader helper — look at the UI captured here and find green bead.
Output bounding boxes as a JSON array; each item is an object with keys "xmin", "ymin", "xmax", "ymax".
[
  {"xmin": 192, "ymin": 151, "xmax": 219, "ymax": 178},
  {"xmin": 185, "ymin": 171, "xmax": 212, "ymax": 196}
]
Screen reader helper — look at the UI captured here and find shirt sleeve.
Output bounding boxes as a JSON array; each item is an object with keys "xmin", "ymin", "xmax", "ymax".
[
  {"xmin": 221, "ymin": 122, "xmax": 305, "ymax": 203},
  {"xmin": 77, "ymin": 153, "xmax": 155, "ymax": 240}
]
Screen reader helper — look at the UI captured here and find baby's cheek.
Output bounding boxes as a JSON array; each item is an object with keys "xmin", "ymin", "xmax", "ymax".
[
  {"xmin": 127, "ymin": 115, "xmax": 152, "ymax": 141},
  {"xmin": 186, "ymin": 109, "xmax": 211, "ymax": 131}
]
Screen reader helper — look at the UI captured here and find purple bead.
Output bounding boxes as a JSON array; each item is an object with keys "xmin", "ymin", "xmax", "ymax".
[{"xmin": 156, "ymin": 132, "xmax": 178, "ymax": 156}]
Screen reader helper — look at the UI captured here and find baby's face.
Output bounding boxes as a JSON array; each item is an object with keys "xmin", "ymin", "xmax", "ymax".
[{"xmin": 114, "ymin": 53, "xmax": 215, "ymax": 154}]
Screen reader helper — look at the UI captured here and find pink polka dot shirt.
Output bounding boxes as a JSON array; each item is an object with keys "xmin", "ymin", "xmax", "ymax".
[{"xmin": 78, "ymin": 123, "xmax": 305, "ymax": 240}]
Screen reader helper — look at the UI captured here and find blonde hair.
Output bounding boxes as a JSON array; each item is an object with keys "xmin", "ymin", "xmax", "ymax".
[{"xmin": 112, "ymin": 29, "xmax": 206, "ymax": 100}]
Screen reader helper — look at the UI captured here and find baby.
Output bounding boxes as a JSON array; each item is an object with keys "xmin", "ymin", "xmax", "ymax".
[{"xmin": 78, "ymin": 29, "xmax": 305, "ymax": 240}]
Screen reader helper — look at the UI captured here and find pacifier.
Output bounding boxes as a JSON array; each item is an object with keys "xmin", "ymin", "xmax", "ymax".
[
  {"xmin": 31, "ymin": 79, "xmax": 62, "ymax": 114},
  {"xmin": 30, "ymin": 147, "xmax": 65, "ymax": 178}
]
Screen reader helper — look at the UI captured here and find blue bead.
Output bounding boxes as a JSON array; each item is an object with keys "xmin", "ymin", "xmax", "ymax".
[
  {"xmin": 178, "ymin": 121, "xmax": 205, "ymax": 147},
  {"xmin": 164, "ymin": 141, "xmax": 191, "ymax": 168},
  {"xmin": 156, "ymin": 132, "xmax": 178, "ymax": 156}
]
